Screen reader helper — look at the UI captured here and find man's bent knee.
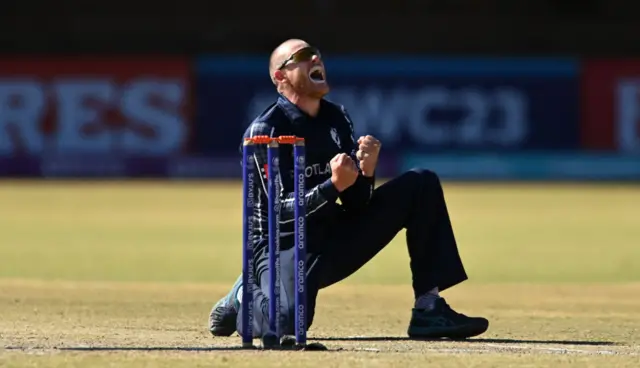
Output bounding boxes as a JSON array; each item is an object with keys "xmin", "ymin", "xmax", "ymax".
[{"xmin": 403, "ymin": 168, "xmax": 442, "ymax": 192}]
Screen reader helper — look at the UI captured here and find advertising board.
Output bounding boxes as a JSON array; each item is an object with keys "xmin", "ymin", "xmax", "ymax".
[
  {"xmin": 0, "ymin": 58, "xmax": 192, "ymax": 157},
  {"xmin": 582, "ymin": 59, "xmax": 640, "ymax": 153},
  {"xmin": 195, "ymin": 56, "xmax": 580, "ymax": 154}
]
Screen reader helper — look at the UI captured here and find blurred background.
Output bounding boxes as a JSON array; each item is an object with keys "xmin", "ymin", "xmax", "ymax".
[{"xmin": 1, "ymin": 0, "xmax": 640, "ymax": 180}]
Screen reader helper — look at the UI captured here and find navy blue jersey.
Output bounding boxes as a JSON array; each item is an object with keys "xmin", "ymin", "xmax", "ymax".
[{"xmin": 241, "ymin": 95, "xmax": 375, "ymax": 258}]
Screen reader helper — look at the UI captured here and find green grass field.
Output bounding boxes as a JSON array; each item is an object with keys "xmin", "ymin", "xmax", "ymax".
[{"xmin": 1, "ymin": 180, "xmax": 639, "ymax": 367}]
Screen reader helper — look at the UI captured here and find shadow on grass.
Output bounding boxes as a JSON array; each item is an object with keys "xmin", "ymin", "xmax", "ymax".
[
  {"xmin": 311, "ymin": 337, "xmax": 620, "ymax": 346},
  {"xmin": 5, "ymin": 338, "xmax": 619, "ymax": 353}
]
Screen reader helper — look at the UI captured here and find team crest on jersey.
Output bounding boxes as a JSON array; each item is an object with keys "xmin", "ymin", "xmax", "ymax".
[{"xmin": 330, "ymin": 127, "xmax": 341, "ymax": 148}]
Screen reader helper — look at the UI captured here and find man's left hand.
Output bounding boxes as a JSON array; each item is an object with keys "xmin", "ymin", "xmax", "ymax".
[{"xmin": 356, "ymin": 135, "xmax": 381, "ymax": 177}]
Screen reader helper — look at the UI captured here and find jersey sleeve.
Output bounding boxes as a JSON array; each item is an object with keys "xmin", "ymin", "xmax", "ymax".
[
  {"xmin": 242, "ymin": 120, "xmax": 340, "ymax": 223},
  {"xmin": 337, "ymin": 106, "xmax": 375, "ymax": 210}
]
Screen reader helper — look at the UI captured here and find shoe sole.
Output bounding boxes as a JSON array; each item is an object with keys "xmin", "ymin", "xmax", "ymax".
[
  {"xmin": 408, "ymin": 320, "xmax": 489, "ymax": 340},
  {"xmin": 209, "ymin": 303, "xmax": 238, "ymax": 337},
  {"xmin": 210, "ymin": 326, "xmax": 236, "ymax": 337}
]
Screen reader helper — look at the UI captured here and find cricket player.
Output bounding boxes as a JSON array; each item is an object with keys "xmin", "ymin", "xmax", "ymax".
[{"xmin": 209, "ymin": 39, "xmax": 489, "ymax": 340}]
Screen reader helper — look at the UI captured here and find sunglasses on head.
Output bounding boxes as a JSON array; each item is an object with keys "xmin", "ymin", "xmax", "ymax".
[{"xmin": 277, "ymin": 46, "xmax": 321, "ymax": 70}]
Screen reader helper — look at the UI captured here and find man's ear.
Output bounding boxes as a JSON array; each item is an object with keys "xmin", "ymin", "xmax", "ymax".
[{"xmin": 274, "ymin": 70, "xmax": 285, "ymax": 82}]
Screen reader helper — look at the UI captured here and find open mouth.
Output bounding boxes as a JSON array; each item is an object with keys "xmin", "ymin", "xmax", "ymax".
[{"xmin": 308, "ymin": 66, "xmax": 325, "ymax": 83}]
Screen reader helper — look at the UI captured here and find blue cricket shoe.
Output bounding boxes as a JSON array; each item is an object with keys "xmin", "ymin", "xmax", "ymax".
[{"xmin": 407, "ymin": 298, "xmax": 489, "ymax": 339}]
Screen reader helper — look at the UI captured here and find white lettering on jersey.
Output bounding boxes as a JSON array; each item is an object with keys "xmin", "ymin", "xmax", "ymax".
[{"xmin": 304, "ymin": 162, "xmax": 331, "ymax": 178}]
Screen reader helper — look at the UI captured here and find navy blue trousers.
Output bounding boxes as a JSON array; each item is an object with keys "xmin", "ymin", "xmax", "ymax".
[{"xmin": 305, "ymin": 168, "xmax": 469, "ymax": 328}]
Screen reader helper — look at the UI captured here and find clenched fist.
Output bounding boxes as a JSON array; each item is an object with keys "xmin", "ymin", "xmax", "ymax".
[
  {"xmin": 356, "ymin": 135, "xmax": 381, "ymax": 177},
  {"xmin": 330, "ymin": 153, "xmax": 358, "ymax": 192}
]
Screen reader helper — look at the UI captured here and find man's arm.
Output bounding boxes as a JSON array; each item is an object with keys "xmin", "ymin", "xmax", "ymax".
[
  {"xmin": 243, "ymin": 121, "xmax": 340, "ymax": 223},
  {"xmin": 279, "ymin": 176, "xmax": 339, "ymax": 222},
  {"xmin": 337, "ymin": 107, "xmax": 375, "ymax": 210}
]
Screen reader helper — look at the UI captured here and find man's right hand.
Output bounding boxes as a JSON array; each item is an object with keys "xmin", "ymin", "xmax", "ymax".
[{"xmin": 330, "ymin": 153, "xmax": 358, "ymax": 192}]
